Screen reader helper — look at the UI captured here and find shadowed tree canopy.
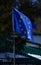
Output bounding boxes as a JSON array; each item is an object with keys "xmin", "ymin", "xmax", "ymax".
[{"xmin": 0, "ymin": 0, "xmax": 12, "ymax": 32}]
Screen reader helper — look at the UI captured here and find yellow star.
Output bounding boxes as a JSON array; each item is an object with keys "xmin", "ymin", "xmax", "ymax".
[
  {"xmin": 19, "ymin": 24, "xmax": 22, "ymax": 27},
  {"xmin": 21, "ymin": 28, "xmax": 23, "ymax": 31},
  {"xmin": 29, "ymin": 26, "xmax": 30, "ymax": 28},
  {"xmin": 20, "ymin": 16, "xmax": 22, "ymax": 18},
  {"xmin": 19, "ymin": 19, "xmax": 21, "ymax": 23},
  {"xmin": 28, "ymin": 21, "xmax": 30, "ymax": 24},
  {"xmin": 27, "ymin": 30, "xmax": 30, "ymax": 34},
  {"xmin": 27, "ymin": 31, "xmax": 29, "ymax": 34},
  {"xmin": 24, "ymin": 31, "xmax": 26, "ymax": 34}
]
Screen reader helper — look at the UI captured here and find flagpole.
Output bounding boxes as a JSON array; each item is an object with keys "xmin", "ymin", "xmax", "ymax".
[
  {"xmin": 12, "ymin": 7, "xmax": 15, "ymax": 65},
  {"xmin": 12, "ymin": 0, "xmax": 20, "ymax": 64}
]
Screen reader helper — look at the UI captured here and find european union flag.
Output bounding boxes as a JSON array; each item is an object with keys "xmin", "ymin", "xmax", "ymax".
[{"xmin": 12, "ymin": 8, "xmax": 33, "ymax": 42}]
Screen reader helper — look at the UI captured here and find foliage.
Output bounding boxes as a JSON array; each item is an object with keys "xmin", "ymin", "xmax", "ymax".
[
  {"xmin": 0, "ymin": 0, "xmax": 12, "ymax": 32},
  {"xmin": 19, "ymin": 0, "xmax": 41, "ymax": 17}
]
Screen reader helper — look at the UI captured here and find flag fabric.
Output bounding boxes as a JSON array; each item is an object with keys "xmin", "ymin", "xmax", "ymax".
[{"xmin": 12, "ymin": 8, "xmax": 33, "ymax": 42}]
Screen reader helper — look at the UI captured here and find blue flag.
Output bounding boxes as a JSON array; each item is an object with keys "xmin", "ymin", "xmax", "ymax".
[{"xmin": 12, "ymin": 8, "xmax": 33, "ymax": 42}]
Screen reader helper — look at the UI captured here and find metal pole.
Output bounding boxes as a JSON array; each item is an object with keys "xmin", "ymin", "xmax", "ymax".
[
  {"xmin": 12, "ymin": 7, "xmax": 15, "ymax": 65},
  {"xmin": 12, "ymin": 0, "xmax": 21, "ymax": 64}
]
